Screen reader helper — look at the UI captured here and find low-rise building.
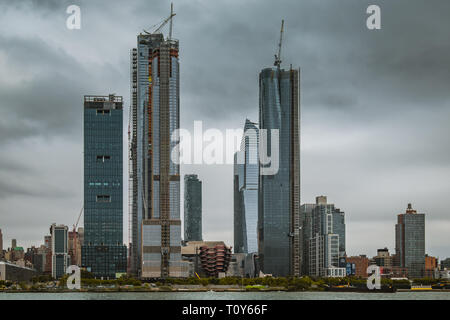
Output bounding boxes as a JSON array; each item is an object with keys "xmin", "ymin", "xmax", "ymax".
[
  {"xmin": 380, "ymin": 266, "xmax": 408, "ymax": 278},
  {"xmin": 346, "ymin": 255, "xmax": 369, "ymax": 278},
  {"xmin": 424, "ymin": 255, "xmax": 438, "ymax": 278},
  {"xmin": 325, "ymin": 267, "xmax": 346, "ymax": 277},
  {"xmin": 435, "ymin": 269, "xmax": 450, "ymax": 280},
  {"xmin": 226, "ymin": 252, "xmax": 259, "ymax": 278},
  {"xmin": 0, "ymin": 261, "xmax": 36, "ymax": 282},
  {"xmin": 373, "ymin": 248, "xmax": 393, "ymax": 268},
  {"xmin": 440, "ymin": 258, "xmax": 450, "ymax": 270}
]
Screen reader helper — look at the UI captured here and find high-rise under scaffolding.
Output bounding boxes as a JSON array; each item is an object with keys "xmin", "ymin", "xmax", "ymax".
[{"xmin": 129, "ymin": 12, "xmax": 186, "ymax": 278}]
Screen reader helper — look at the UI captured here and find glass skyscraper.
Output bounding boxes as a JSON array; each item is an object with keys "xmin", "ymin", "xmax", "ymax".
[
  {"xmin": 395, "ymin": 203, "xmax": 425, "ymax": 279},
  {"xmin": 184, "ymin": 174, "xmax": 202, "ymax": 242},
  {"xmin": 82, "ymin": 94, "xmax": 127, "ymax": 279},
  {"xmin": 234, "ymin": 119, "xmax": 259, "ymax": 254},
  {"xmin": 130, "ymin": 33, "xmax": 185, "ymax": 278},
  {"xmin": 258, "ymin": 66, "xmax": 301, "ymax": 277},
  {"xmin": 50, "ymin": 223, "xmax": 69, "ymax": 279}
]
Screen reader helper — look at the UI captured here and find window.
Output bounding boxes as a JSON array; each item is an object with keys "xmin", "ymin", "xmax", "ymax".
[
  {"xmin": 96, "ymin": 195, "xmax": 111, "ymax": 203},
  {"xmin": 96, "ymin": 155, "xmax": 111, "ymax": 162},
  {"xmin": 96, "ymin": 109, "xmax": 110, "ymax": 115}
]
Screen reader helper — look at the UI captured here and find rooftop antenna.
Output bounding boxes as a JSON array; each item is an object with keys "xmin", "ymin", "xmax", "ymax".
[{"xmin": 274, "ymin": 19, "xmax": 284, "ymax": 68}]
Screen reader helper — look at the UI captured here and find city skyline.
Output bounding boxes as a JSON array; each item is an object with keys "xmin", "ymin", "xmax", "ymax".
[{"xmin": 1, "ymin": 0, "xmax": 450, "ymax": 260}]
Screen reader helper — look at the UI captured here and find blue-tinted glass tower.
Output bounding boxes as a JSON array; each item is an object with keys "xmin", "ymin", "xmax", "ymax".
[
  {"xmin": 82, "ymin": 94, "xmax": 127, "ymax": 279},
  {"xmin": 258, "ymin": 64, "xmax": 301, "ymax": 277},
  {"xmin": 234, "ymin": 119, "xmax": 259, "ymax": 254}
]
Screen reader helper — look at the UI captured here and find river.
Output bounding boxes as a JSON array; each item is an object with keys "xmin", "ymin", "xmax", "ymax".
[{"xmin": 1, "ymin": 291, "xmax": 450, "ymax": 300}]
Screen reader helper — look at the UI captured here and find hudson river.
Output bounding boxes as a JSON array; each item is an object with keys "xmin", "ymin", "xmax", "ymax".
[{"xmin": 1, "ymin": 291, "xmax": 450, "ymax": 300}]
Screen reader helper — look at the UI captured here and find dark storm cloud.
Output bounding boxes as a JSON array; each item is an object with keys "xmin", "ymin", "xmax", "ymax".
[
  {"xmin": 1, "ymin": 0, "xmax": 77, "ymax": 12},
  {"xmin": 153, "ymin": 0, "xmax": 450, "ymax": 124},
  {"xmin": 0, "ymin": 177, "xmax": 64, "ymax": 199},
  {"xmin": 0, "ymin": 34, "xmax": 125, "ymax": 145}
]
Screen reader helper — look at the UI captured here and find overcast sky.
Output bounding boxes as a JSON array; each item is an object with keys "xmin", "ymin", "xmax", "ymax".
[{"xmin": 0, "ymin": 0, "xmax": 449, "ymax": 259}]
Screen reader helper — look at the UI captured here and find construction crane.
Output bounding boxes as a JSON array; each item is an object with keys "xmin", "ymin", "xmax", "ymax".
[
  {"xmin": 143, "ymin": 3, "xmax": 176, "ymax": 38},
  {"xmin": 274, "ymin": 19, "xmax": 284, "ymax": 68},
  {"xmin": 72, "ymin": 205, "xmax": 83, "ymax": 265}
]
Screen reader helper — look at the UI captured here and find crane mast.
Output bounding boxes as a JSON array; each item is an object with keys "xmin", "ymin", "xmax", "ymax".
[
  {"xmin": 169, "ymin": 3, "xmax": 174, "ymax": 39},
  {"xmin": 274, "ymin": 19, "xmax": 284, "ymax": 68}
]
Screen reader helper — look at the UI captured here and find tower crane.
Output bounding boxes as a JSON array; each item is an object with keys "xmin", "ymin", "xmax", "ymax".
[
  {"xmin": 274, "ymin": 19, "xmax": 284, "ymax": 68},
  {"xmin": 143, "ymin": 3, "xmax": 176, "ymax": 38},
  {"xmin": 72, "ymin": 205, "xmax": 83, "ymax": 265}
]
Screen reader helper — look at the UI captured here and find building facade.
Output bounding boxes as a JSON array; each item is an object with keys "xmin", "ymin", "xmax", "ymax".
[
  {"xmin": 82, "ymin": 94, "xmax": 127, "ymax": 279},
  {"xmin": 374, "ymin": 248, "xmax": 393, "ymax": 268},
  {"xmin": 346, "ymin": 255, "xmax": 369, "ymax": 278},
  {"xmin": 395, "ymin": 203, "xmax": 425, "ymax": 279},
  {"xmin": 0, "ymin": 229, "xmax": 3, "ymax": 258},
  {"xmin": 441, "ymin": 258, "xmax": 450, "ymax": 270},
  {"xmin": 50, "ymin": 224, "xmax": 69, "ymax": 279},
  {"xmin": 0, "ymin": 261, "xmax": 36, "ymax": 282},
  {"xmin": 234, "ymin": 119, "xmax": 259, "ymax": 254},
  {"xmin": 129, "ymin": 32, "xmax": 185, "ymax": 278},
  {"xmin": 68, "ymin": 227, "xmax": 84, "ymax": 266},
  {"xmin": 425, "ymin": 255, "xmax": 438, "ymax": 278},
  {"xmin": 305, "ymin": 196, "xmax": 346, "ymax": 277},
  {"xmin": 258, "ymin": 66, "xmax": 300, "ymax": 277},
  {"xmin": 300, "ymin": 203, "xmax": 315, "ymax": 275},
  {"xmin": 184, "ymin": 174, "xmax": 202, "ymax": 242}
]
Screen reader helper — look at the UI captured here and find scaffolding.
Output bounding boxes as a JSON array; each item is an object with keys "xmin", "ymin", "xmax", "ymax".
[{"xmin": 128, "ymin": 48, "xmax": 138, "ymax": 276}]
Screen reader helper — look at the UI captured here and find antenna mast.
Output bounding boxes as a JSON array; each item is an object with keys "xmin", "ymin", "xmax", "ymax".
[
  {"xmin": 169, "ymin": 3, "xmax": 174, "ymax": 39},
  {"xmin": 274, "ymin": 19, "xmax": 284, "ymax": 68}
]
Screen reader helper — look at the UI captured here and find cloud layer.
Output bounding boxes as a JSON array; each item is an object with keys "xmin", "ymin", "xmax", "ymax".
[{"xmin": 0, "ymin": 0, "xmax": 449, "ymax": 259}]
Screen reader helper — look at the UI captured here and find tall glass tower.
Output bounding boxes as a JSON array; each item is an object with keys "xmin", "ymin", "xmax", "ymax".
[
  {"xmin": 184, "ymin": 174, "xmax": 202, "ymax": 242},
  {"xmin": 258, "ymin": 65, "xmax": 301, "ymax": 277},
  {"xmin": 234, "ymin": 119, "xmax": 259, "ymax": 254},
  {"xmin": 82, "ymin": 94, "xmax": 127, "ymax": 279},
  {"xmin": 130, "ymin": 32, "xmax": 185, "ymax": 278},
  {"xmin": 395, "ymin": 203, "xmax": 425, "ymax": 279}
]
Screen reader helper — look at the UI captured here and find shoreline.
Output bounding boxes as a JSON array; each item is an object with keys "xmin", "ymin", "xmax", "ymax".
[{"xmin": 2, "ymin": 288, "xmax": 450, "ymax": 293}]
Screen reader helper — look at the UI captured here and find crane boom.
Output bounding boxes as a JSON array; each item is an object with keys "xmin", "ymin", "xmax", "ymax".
[
  {"xmin": 143, "ymin": 4, "xmax": 176, "ymax": 36},
  {"xmin": 274, "ymin": 19, "xmax": 284, "ymax": 68},
  {"xmin": 74, "ymin": 205, "xmax": 84, "ymax": 230},
  {"xmin": 71, "ymin": 205, "xmax": 83, "ymax": 266}
]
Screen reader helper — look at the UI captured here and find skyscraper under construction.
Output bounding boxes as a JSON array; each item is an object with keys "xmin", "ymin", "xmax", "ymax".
[
  {"xmin": 129, "ymin": 8, "xmax": 186, "ymax": 278},
  {"xmin": 258, "ymin": 20, "xmax": 301, "ymax": 277}
]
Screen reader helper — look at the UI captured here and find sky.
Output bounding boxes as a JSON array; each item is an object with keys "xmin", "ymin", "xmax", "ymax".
[{"xmin": 0, "ymin": 0, "xmax": 449, "ymax": 259}]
